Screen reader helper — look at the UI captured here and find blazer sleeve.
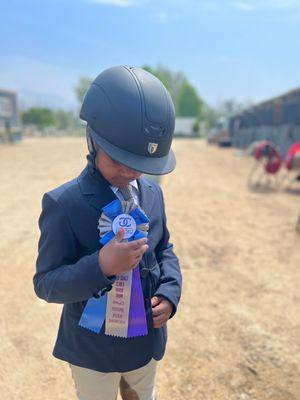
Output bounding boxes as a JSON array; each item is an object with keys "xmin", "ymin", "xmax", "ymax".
[
  {"xmin": 33, "ymin": 193, "xmax": 116, "ymax": 304},
  {"xmin": 154, "ymin": 185, "xmax": 182, "ymax": 319}
]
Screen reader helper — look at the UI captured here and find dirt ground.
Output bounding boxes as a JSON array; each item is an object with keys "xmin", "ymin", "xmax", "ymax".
[{"xmin": 0, "ymin": 137, "xmax": 300, "ymax": 400}]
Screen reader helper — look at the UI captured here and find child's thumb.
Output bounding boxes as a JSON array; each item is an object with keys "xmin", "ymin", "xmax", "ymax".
[
  {"xmin": 151, "ymin": 296, "xmax": 160, "ymax": 307},
  {"xmin": 115, "ymin": 228, "xmax": 125, "ymax": 243}
]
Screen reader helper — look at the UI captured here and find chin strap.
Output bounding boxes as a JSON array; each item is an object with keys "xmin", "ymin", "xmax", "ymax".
[{"xmin": 86, "ymin": 125, "xmax": 98, "ymax": 172}]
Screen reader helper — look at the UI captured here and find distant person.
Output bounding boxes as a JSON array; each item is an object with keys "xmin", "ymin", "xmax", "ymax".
[{"xmin": 33, "ymin": 66, "xmax": 182, "ymax": 400}]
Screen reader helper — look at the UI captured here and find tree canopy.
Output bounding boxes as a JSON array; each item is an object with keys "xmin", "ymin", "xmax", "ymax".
[
  {"xmin": 74, "ymin": 77, "xmax": 93, "ymax": 104},
  {"xmin": 21, "ymin": 108, "xmax": 77, "ymax": 131},
  {"xmin": 22, "ymin": 108, "xmax": 56, "ymax": 130},
  {"xmin": 176, "ymin": 82, "xmax": 202, "ymax": 117},
  {"xmin": 142, "ymin": 64, "xmax": 203, "ymax": 118}
]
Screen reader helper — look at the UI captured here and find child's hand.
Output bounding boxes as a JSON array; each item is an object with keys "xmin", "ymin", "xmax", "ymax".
[
  {"xmin": 99, "ymin": 228, "xmax": 148, "ymax": 276},
  {"xmin": 151, "ymin": 296, "xmax": 173, "ymax": 328}
]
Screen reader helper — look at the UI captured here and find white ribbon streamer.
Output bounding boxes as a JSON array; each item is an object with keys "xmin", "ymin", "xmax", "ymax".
[{"xmin": 105, "ymin": 270, "xmax": 133, "ymax": 337}]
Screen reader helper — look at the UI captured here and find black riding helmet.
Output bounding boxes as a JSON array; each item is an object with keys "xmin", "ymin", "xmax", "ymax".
[{"xmin": 80, "ymin": 66, "xmax": 176, "ymax": 175}]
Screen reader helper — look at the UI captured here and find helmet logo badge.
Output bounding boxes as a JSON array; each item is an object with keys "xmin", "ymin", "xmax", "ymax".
[{"xmin": 148, "ymin": 142, "xmax": 158, "ymax": 154}]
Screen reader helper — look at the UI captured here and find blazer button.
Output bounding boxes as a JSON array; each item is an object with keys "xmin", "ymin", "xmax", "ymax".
[
  {"xmin": 140, "ymin": 268, "xmax": 149, "ymax": 278},
  {"xmin": 93, "ymin": 292, "xmax": 100, "ymax": 299}
]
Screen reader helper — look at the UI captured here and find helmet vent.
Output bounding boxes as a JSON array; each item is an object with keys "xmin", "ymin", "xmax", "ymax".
[{"xmin": 144, "ymin": 124, "xmax": 165, "ymax": 138}]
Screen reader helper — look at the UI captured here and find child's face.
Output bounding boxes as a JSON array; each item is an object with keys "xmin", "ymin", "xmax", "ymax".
[{"xmin": 96, "ymin": 148, "xmax": 142, "ymax": 188}]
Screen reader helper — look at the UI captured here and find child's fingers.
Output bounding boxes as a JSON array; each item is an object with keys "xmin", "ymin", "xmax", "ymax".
[
  {"xmin": 132, "ymin": 245, "xmax": 148, "ymax": 258},
  {"xmin": 152, "ymin": 307, "xmax": 165, "ymax": 317},
  {"xmin": 126, "ymin": 237, "xmax": 148, "ymax": 250},
  {"xmin": 151, "ymin": 296, "xmax": 161, "ymax": 307},
  {"xmin": 153, "ymin": 315, "xmax": 166, "ymax": 328},
  {"xmin": 152, "ymin": 304, "xmax": 166, "ymax": 316}
]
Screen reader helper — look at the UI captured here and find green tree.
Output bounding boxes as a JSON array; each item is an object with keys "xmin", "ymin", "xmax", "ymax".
[
  {"xmin": 201, "ymin": 104, "xmax": 221, "ymax": 128},
  {"xmin": 74, "ymin": 77, "xmax": 93, "ymax": 103},
  {"xmin": 22, "ymin": 108, "xmax": 55, "ymax": 130},
  {"xmin": 176, "ymin": 82, "xmax": 203, "ymax": 117},
  {"xmin": 142, "ymin": 64, "xmax": 203, "ymax": 118},
  {"xmin": 54, "ymin": 109, "xmax": 75, "ymax": 130},
  {"xmin": 217, "ymin": 99, "xmax": 252, "ymax": 119},
  {"xmin": 142, "ymin": 64, "xmax": 186, "ymax": 102}
]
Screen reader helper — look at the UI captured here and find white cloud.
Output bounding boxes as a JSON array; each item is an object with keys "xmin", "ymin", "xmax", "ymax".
[{"xmin": 88, "ymin": 0, "xmax": 136, "ymax": 6}]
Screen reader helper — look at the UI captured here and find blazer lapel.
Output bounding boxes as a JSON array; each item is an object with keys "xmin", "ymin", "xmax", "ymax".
[
  {"xmin": 137, "ymin": 177, "xmax": 156, "ymax": 220},
  {"xmin": 78, "ymin": 166, "xmax": 116, "ymax": 212}
]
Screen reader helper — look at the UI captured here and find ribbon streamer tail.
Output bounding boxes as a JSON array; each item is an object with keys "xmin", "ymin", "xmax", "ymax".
[
  {"xmin": 127, "ymin": 266, "xmax": 148, "ymax": 337},
  {"xmin": 79, "ymin": 294, "xmax": 107, "ymax": 334}
]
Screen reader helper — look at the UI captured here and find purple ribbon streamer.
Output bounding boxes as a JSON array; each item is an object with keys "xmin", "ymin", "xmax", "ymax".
[{"xmin": 127, "ymin": 265, "xmax": 148, "ymax": 337}]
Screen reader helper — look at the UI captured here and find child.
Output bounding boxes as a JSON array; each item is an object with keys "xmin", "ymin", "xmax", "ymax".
[{"xmin": 34, "ymin": 66, "xmax": 182, "ymax": 400}]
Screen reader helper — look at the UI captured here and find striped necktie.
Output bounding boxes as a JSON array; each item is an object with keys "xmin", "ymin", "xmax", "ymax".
[{"xmin": 118, "ymin": 184, "xmax": 137, "ymax": 205}]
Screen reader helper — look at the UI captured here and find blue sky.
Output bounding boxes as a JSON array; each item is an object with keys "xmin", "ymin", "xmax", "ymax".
[{"xmin": 1, "ymin": 0, "xmax": 300, "ymax": 110}]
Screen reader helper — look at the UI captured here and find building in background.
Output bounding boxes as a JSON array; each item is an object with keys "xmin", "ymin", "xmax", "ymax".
[
  {"xmin": 174, "ymin": 117, "xmax": 200, "ymax": 137},
  {"xmin": 0, "ymin": 88, "xmax": 21, "ymax": 143},
  {"xmin": 230, "ymin": 88, "xmax": 300, "ymax": 155}
]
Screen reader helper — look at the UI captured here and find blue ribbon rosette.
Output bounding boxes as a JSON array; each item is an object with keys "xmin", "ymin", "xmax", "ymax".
[{"xmin": 79, "ymin": 198, "xmax": 149, "ymax": 337}]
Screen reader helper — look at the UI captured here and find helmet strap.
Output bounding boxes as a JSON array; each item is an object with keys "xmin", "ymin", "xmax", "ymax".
[
  {"xmin": 86, "ymin": 125, "xmax": 98, "ymax": 155},
  {"xmin": 86, "ymin": 125, "xmax": 98, "ymax": 173}
]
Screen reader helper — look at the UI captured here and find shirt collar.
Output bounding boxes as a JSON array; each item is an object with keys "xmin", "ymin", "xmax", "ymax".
[{"xmin": 110, "ymin": 180, "xmax": 139, "ymax": 195}]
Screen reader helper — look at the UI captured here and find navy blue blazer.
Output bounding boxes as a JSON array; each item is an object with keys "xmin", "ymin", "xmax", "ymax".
[{"xmin": 34, "ymin": 162, "xmax": 182, "ymax": 373}]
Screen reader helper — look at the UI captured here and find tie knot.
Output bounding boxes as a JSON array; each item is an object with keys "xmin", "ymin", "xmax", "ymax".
[{"xmin": 118, "ymin": 185, "xmax": 134, "ymax": 201}]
